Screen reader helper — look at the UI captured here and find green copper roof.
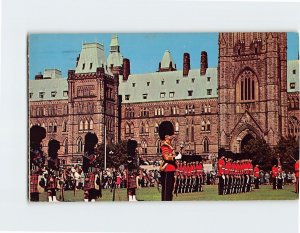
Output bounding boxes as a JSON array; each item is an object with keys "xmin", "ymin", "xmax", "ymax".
[{"xmin": 119, "ymin": 68, "xmax": 218, "ymax": 103}]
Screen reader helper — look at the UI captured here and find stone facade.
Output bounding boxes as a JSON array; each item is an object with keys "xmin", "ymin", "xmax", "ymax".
[{"xmin": 29, "ymin": 33, "xmax": 299, "ymax": 164}]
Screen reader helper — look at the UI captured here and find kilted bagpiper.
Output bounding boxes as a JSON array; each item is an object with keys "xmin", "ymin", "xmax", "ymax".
[
  {"xmin": 46, "ymin": 139, "xmax": 61, "ymax": 202},
  {"xmin": 127, "ymin": 139, "xmax": 138, "ymax": 201},
  {"xmin": 82, "ymin": 132, "xmax": 101, "ymax": 202},
  {"xmin": 29, "ymin": 125, "xmax": 46, "ymax": 202}
]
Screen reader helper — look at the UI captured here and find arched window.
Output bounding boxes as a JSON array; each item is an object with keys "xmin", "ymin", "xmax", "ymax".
[
  {"xmin": 41, "ymin": 122, "xmax": 45, "ymax": 129},
  {"xmin": 175, "ymin": 122, "xmax": 179, "ymax": 132},
  {"xmin": 203, "ymin": 138, "xmax": 209, "ymax": 153},
  {"xmin": 161, "ymin": 107, "xmax": 164, "ymax": 116},
  {"xmin": 208, "ymin": 105, "xmax": 211, "ymax": 113},
  {"xmin": 145, "ymin": 122, "xmax": 149, "ymax": 133},
  {"xmin": 154, "ymin": 108, "xmax": 158, "ymax": 116},
  {"xmin": 191, "ymin": 125, "xmax": 194, "ymax": 142},
  {"xmin": 141, "ymin": 140, "xmax": 147, "ymax": 155},
  {"xmin": 186, "ymin": 126, "xmax": 189, "ymax": 142},
  {"xmin": 140, "ymin": 122, "xmax": 145, "ymax": 134},
  {"xmin": 201, "ymin": 121, "xmax": 205, "ymax": 131},
  {"xmin": 204, "ymin": 105, "xmax": 207, "ymax": 113},
  {"xmin": 206, "ymin": 120, "xmax": 211, "ymax": 132},
  {"xmin": 64, "ymin": 138, "xmax": 68, "ymax": 154},
  {"xmin": 62, "ymin": 120, "xmax": 67, "ymax": 132},
  {"xmin": 89, "ymin": 119, "xmax": 93, "ymax": 130},
  {"xmin": 79, "ymin": 120, "xmax": 83, "ymax": 131},
  {"xmin": 84, "ymin": 120, "xmax": 88, "ymax": 131},
  {"xmin": 289, "ymin": 117, "xmax": 300, "ymax": 137},
  {"xmin": 130, "ymin": 122, "xmax": 134, "ymax": 134},
  {"xmin": 77, "ymin": 137, "xmax": 83, "ymax": 153},
  {"xmin": 154, "ymin": 123, "xmax": 159, "ymax": 134},
  {"xmin": 49, "ymin": 122, "xmax": 53, "ymax": 133},
  {"xmin": 53, "ymin": 122, "xmax": 57, "ymax": 133},
  {"xmin": 236, "ymin": 69, "xmax": 258, "ymax": 102},
  {"xmin": 125, "ymin": 122, "xmax": 130, "ymax": 134}
]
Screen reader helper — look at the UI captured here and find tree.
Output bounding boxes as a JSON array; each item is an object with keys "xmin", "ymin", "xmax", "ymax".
[
  {"xmin": 274, "ymin": 136, "xmax": 299, "ymax": 172},
  {"xmin": 94, "ymin": 140, "xmax": 128, "ymax": 169},
  {"xmin": 243, "ymin": 137, "xmax": 275, "ymax": 171}
]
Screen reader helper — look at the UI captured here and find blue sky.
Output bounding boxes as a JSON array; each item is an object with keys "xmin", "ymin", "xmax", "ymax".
[{"xmin": 29, "ymin": 33, "xmax": 299, "ymax": 80}]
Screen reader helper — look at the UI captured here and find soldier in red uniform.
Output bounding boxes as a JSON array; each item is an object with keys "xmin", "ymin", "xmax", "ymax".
[
  {"xmin": 295, "ymin": 160, "xmax": 299, "ymax": 194},
  {"xmin": 46, "ymin": 139, "xmax": 61, "ymax": 202},
  {"xmin": 218, "ymin": 156, "xmax": 226, "ymax": 195},
  {"xmin": 272, "ymin": 164, "xmax": 278, "ymax": 190},
  {"xmin": 82, "ymin": 132, "xmax": 100, "ymax": 202},
  {"xmin": 159, "ymin": 121, "xmax": 178, "ymax": 201},
  {"xmin": 29, "ymin": 125, "xmax": 46, "ymax": 202},
  {"xmin": 253, "ymin": 164, "xmax": 260, "ymax": 189}
]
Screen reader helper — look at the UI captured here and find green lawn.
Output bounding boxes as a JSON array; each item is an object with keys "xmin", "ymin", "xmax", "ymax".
[{"xmin": 38, "ymin": 184, "xmax": 298, "ymax": 202}]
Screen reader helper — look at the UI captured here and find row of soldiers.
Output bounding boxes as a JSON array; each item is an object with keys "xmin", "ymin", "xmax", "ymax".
[
  {"xmin": 174, "ymin": 161, "xmax": 204, "ymax": 194},
  {"xmin": 217, "ymin": 156, "xmax": 258, "ymax": 195}
]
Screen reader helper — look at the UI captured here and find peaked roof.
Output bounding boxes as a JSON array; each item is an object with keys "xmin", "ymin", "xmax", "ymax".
[
  {"xmin": 109, "ymin": 34, "xmax": 120, "ymax": 47},
  {"xmin": 160, "ymin": 50, "xmax": 176, "ymax": 69},
  {"xmin": 75, "ymin": 43, "xmax": 109, "ymax": 74}
]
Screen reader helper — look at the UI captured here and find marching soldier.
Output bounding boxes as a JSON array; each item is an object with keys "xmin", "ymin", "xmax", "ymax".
[
  {"xmin": 158, "ymin": 121, "xmax": 178, "ymax": 201},
  {"xmin": 82, "ymin": 132, "xmax": 100, "ymax": 202},
  {"xmin": 272, "ymin": 164, "xmax": 278, "ymax": 190},
  {"xmin": 127, "ymin": 139, "xmax": 138, "ymax": 202},
  {"xmin": 29, "ymin": 125, "xmax": 46, "ymax": 202},
  {"xmin": 218, "ymin": 156, "xmax": 226, "ymax": 195},
  {"xmin": 254, "ymin": 165, "xmax": 260, "ymax": 189},
  {"xmin": 181, "ymin": 161, "xmax": 188, "ymax": 193},
  {"xmin": 47, "ymin": 139, "xmax": 61, "ymax": 202}
]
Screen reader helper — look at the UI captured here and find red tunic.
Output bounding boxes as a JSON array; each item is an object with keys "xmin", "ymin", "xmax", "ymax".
[
  {"xmin": 272, "ymin": 166, "xmax": 278, "ymax": 178},
  {"xmin": 254, "ymin": 167, "xmax": 260, "ymax": 178},
  {"xmin": 218, "ymin": 159, "xmax": 225, "ymax": 175},
  {"xmin": 295, "ymin": 160, "xmax": 299, "ymax": 178},
  {"xmin": 161, "ymin": 143, "xmax": 176, "ymax": 172}
]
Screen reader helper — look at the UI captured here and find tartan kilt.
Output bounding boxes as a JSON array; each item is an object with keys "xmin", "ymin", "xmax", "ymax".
[
  {"xmin": 127, "ymin": 175, "xmax": 137, "ymax": 189},
  {"xmin": 46, "ymin": 175, "xmax": 57, "ymax": 190},
  {"xmin": 30, "ymin": 174, "xmax": 39, "ymax": 193},
  {"xmin": 84, "ymin": 172, "xmax": 96, "ymax": 191}
]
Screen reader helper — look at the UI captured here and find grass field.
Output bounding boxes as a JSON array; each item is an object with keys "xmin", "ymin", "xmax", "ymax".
[{"xmin": 39, "ymin": 184, "xmax": 298, "ymax": 202}]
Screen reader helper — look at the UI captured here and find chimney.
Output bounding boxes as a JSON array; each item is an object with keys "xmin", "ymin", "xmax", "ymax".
[
  {"xmin": 35, "ymin": 73, "xmax": 43, "ymax": 80},
  {"xmin": 123, "ymin": 58, "xmax": 130, "ymax": 81},
  {"xmin": 183, "ymin": 53, "xmax": 190, "ymax": 77},
  {"xmin": 200, "ymin": 51, "xmax": 208, "ymax": 75}
]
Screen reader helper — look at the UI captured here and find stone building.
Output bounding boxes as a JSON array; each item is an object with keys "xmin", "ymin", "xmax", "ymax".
[{"xmin": 29, "ymin": 33, "xmax": 299, "ymax": 164}]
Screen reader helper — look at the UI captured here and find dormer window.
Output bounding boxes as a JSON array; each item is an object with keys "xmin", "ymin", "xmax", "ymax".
[
  {"xmin": 293, "ymin": 69, "xmax": 296, "ymax": 75},
  {"xmin": 39, "ymin": 92, "xmax": 44, "ymax": 98},
  {"xmin": 89, "ymin": 63, "xmax": 93, "ymax": 69},
  {"xmin": 63, "ymin": 91, "xmax": 68, "ymax": 97},
  {"xmin": 82, "ymin": 63, "xmax": 85, "ymax": 70},
  {"xmin": 191, "ymin": 78, "xmax": 195, "ymax": 83},
  {"xmin": 207, "ymin": 77, "xmax": 211, "ymax": 82},
  {"xmin": 51, "ymin": 91, "xmax": 57, "ymax": 97},
  {"xmin": 143, "ymin": 94, "xmax": 148, "ymax": 100},
  {"xmin": 188, "ymin": 90, "xmax": 193, "ymax": 96},
  {"xmin": 176, "ymin": 80, "xmax": 179, "ymax": 84},
  {"xmin": 161, "ymin": 81, "xmax": 165, "ymax": 85},
  {"xmin": 132, "ymin": 83, "xmax": 136, "ymax": 87},
  {"xmin": 160, "ymin": 92, "xmax": 165, "ymax": 98},
  {"xmin": 290, "ymin": 82, "xmax": 296, "ymax": 89},
  {"xmin": 147, "ymin": 82, "xmax": 150, "ymax": 86},
  {"xmin": 125, "ymin": 95, "xmax": 130, "ymax": 100},
  {"xmin": 29, "ymin": 93, "xmax": 33, "ymax": 99}
]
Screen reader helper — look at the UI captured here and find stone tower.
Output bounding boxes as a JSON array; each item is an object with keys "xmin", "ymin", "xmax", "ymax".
[
  {"xmin": 67, "ymin": 42, "xmax": 119, "ymax": 162},
  {"xmin": 218, "ymin": 32, "xmax": 287, "ymax": 153}
]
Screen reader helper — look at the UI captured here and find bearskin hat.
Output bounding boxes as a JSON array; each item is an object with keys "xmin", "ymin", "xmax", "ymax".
[
  {"xmin": 84, "ymin": 132, "xmax": 98, "ymax": 152},
  {"xmin": 30, "ymin": 125, "xmax": 46, "ymax": 144},
  {"xmin": 48, "ymin": 139, "xmax": 60, "ymax": 158},
  {"xmin": 127, "ymin": 139, "xmax": 137, "ymax": 157},
  {"xmin": 158, "ymin": 121, "xmax": 174, "ymax": 140}
]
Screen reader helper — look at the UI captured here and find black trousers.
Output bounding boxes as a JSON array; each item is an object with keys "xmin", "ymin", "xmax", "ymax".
[
  {"xmin": 254, "ymin": 178, "xmax": 260, "ymax": 189},
  {"xmin": 161, "ymin": 171, "xmax": 175, "ymax": 201}
]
